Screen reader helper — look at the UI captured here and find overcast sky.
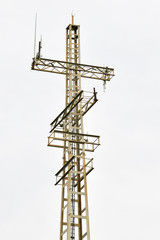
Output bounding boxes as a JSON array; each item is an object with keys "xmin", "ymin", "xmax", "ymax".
[{"xmin": 0, "ymin": 0, "xmax": 160, "ymax": 239}]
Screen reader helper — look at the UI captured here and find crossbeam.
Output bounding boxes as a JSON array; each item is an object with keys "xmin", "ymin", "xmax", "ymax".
[
  {"xmin": 48, "ymin": 130, "xmax": 100, "ymax": 152},
  {"xmin": 31, "ymin": 57, "xmax": 114, "ymax": 81}
]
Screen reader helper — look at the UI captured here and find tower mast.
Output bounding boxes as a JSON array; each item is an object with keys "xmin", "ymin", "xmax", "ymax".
[
  {"xmin": 31, "ymin": 16, "xmax": 114, "ymax": 240},
  {"xmin": 64, "ymin": 15, "xmax": 90, "ymax": 239}
]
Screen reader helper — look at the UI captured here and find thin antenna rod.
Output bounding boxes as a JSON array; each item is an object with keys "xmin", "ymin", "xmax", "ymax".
[
  {"xmin": 71, "ymin": 11, "xmax": 74, "ymax": 25},
  {"xmin": 34, "ymin": 13, "xmax": 37, "ymax": 58}
]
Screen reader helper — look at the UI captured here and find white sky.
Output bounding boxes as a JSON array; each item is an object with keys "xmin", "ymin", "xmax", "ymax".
[{"xmin": 0, "ymin": 0, "xmax": 160, "ymax": 239}]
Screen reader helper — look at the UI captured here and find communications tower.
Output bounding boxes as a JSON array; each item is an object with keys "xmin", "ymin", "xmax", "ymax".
[{"xmin": 31, "ymin": 16, "xmax": 114, "ymax": 240}]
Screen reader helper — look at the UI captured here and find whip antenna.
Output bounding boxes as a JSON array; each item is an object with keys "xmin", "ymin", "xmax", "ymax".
[{"xmin": 34, "ymin": 13, "xmax": 37, "ymax": 58}]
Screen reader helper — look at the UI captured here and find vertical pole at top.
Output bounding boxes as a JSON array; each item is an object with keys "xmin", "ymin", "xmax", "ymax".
[{"xmin": 72, "ymin": 14, "xmax": 74, "ymax": 25}]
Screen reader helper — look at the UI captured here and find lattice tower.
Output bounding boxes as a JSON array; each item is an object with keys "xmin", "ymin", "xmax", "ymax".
[{"xmin": 31, "ymin": 16, "xmax": 114, "ymax": 240}]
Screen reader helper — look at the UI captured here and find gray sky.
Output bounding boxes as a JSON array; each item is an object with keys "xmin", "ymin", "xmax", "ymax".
[{"xmin": 0, "ymin": 0, "xmax": 160, "ymax": 239}]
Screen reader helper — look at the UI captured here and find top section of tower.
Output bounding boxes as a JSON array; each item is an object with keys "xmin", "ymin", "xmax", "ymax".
[{"xmin": 31, "ymin": 17, "xmax": 114, "ymax": 82}]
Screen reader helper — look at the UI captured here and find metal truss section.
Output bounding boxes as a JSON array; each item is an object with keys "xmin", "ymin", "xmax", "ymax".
[
  {"xmin": 81, "ymin": 89, "xmax": 98, "ymax": 116},
  {"xmin": 50, "ymin": 90, "xmax": 83, "ymax": 133},
  {"xmin": 55, "ymin": 156, "xmax": 94, "ymax": 186},
  {"xmin": 48, "ymin": 130, "xmax": 100, "ymax": 152},
  {"xmin": 54, "ymin": 152, "xmax": 94, "ymax": 240},
  {"xmin": 50, "ymin": 89, "xmax": 98, "ymax": 133},
  {"xmin": 31, "ymin": 57, "xmax": 114, "ymax": 81}
]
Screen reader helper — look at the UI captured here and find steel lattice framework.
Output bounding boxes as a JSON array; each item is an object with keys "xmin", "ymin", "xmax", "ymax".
[
  {"xmin": 32, "ymin": 58, "xmax": 114, "ymax": 81},
  {"xmin": 31, "ymin": 16, "xmax": 114, "ymax": 240}
]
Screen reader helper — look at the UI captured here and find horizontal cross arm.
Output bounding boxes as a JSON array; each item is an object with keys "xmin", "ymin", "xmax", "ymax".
[{"xmin": 31, "ymin": 57, "xmax": 114, "ymax": 81}]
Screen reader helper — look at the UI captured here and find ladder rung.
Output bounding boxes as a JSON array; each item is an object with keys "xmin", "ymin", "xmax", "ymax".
[
  {"xmin": 67, "ymin": 57, "xmax": 80, "ymax": 60},
  {"xmin": 71, "ymin": 170, "xmax": 84, "ymax": 175},
  {"xmin": 63, "ymin": 222, "xmax": 79, "ymax": 227},
  {"xmin": 64, "ymin": 177, "xmax": 78, "ymax": 181},
  {"xmin": 64, "ymin": 198, "xmax": 78, "ymax": 202},
  {"xmin": 71, "ymin": 191, "xmax": 85, "ymax": 195},
  {"xmin": 67, "ymin": 50, "xmax": 79, "ymax": 53},
  {"xmin": 71, "ymin": 90, "xmax": 80, "ymax": 93},
  {"xmin": 71, "ymin": 126, "xmax": 82, "ymax": 130},
  {"xmin": 68, "ymin": 48, "xmax": 79, "ymax": 50},
  {"xmin": 70, "ymin": 84, "xmax": 79, "ymax": 87},
  {"xmin": 71, "ymin": 112, "xmax": 80, "ymax": 115},
  {"xmin": 70, "ymin": 214, "xmax": 86, "ymax": 219}
]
